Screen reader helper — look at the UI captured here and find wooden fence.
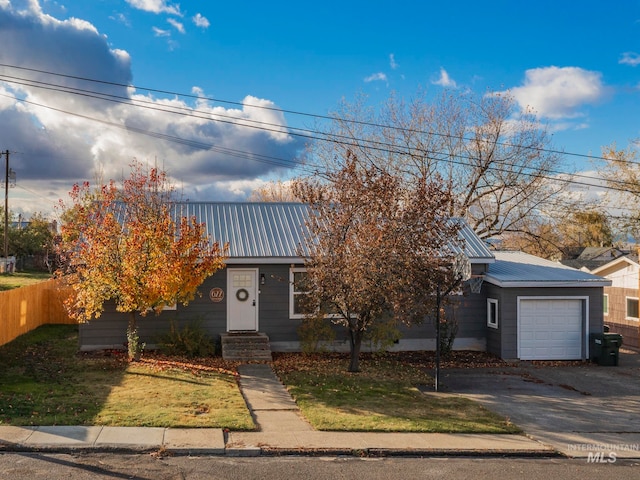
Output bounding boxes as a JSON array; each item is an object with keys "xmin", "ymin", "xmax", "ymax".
[{"xmin": 0, "ymin": 279, "xmax": 75, "ymax": 347}]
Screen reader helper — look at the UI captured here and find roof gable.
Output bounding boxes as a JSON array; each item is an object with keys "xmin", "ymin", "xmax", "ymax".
[{"xmin": 591, "ymin": 254, "xmax": 640, "ymax": 277}]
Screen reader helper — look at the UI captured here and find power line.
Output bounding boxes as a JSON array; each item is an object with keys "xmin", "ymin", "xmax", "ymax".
[
  {"xmin": 1, "ymin": 64, "xmax": 640, "ymax": 212},
  {"xmin": 0, "ymin": 63, "xmax": 626, "ymax": 165},
  {"xmin": 2, "ymin": 87, "xmax": 637, "ymax": 199},
  {"xmin": 3, "ymin": 67, "xmax": 638, "ymax": 189},
  {"xmin": 0, "ymin": 92, "xmax": 316, "ymax": 174}
]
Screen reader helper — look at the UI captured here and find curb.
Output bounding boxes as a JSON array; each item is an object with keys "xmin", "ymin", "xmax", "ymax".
[{"xmin": 0, "ymin": 443, "xmax": 562, "ymax": 458}]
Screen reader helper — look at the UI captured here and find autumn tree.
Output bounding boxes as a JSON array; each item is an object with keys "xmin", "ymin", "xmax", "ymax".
[
  {"xmin": 307, "ymin": 89, "xmax": 572, "ymax": 242},
  {"xmin": 248, "ymin": 180, "xmax": 299, "ymax": 202},
  {"xmin": 598, "ymin": 142, "xmax": 640, "ymax": 239},
  {"xmin": 293, "ymin": 153, "xmax": 467, "ymax": 372},
  {"xmin": 0, "ymin": 209, "xmax": 55, "ymax": 271},
  {"xmin": 501, "ymin": 209, "xmax": 613, "ymax": 260},
  {"xmin": 10, "ymin": 213, "xmax": 56, "ymax": 270},
  {"xmin": 57, "ymin": 161, "xmax": 227, "ymax": 360}
]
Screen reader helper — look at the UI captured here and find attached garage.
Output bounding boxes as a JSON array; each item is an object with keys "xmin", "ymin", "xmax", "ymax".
[
  {"xmin": 518, "ymin": 298, "xmax": 585, "ymax": 360},
  {"xmin": 482, "ymin": 251, "xmax": 610, "ymax": 361}
]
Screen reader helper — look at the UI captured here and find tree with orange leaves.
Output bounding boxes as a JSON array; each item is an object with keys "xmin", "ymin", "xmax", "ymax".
[{"xmin": 57, "ymin": 161, "xmax": 227, "ymax": 360}]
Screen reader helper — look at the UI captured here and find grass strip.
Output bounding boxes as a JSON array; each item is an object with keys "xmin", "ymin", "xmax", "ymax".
[
  {"xmin": 0, "ymin": 271, "xmax": 52, "ymax": 291},
  {"xmin": 273, "ymin": 352, "xmax": 520, "ymax": 433}
]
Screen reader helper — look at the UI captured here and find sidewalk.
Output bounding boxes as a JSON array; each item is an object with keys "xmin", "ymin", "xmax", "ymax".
[{"xmin": 0, "ymin": 364, "xmax": 555, "ymax": 457}]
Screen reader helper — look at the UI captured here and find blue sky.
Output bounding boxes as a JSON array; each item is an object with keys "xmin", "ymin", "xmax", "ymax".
[{"xmin": 0, "ymin": 0, "xmax": 639, "ymax": 217}]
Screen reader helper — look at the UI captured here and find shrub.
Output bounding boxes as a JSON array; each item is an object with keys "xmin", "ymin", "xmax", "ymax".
[
  {"xmin": 364, "ymin": 314, "xmax": 401, "ymax": 352},
  {"xmin": 297, "ymin": 315, "xmax": 336, "ymax": 353},
  {"xmin": 157, "ymin": 319, "xmax": 215, "ymax": 358},
  {"xmin": 126, "ymin": 324, "xmax": 145, "ymax": 361},
  {"xmin": 438, "ymin": 307, "xmax": 459, "ymax": 357}
]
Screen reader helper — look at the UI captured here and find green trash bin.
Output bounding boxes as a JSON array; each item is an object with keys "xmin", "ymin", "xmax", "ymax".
[{"xmin": 590, "ymin": 332, "xmax": 623, "ymax": 366}]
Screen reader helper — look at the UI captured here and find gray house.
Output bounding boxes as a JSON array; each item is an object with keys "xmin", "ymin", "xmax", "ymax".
[{"xmin": 78, "ymin": 202, "xmax": 610, "ymax": 361}]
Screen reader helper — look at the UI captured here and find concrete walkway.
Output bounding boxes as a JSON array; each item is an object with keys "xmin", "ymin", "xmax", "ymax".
[{"xmin": 0, "ymin": 363, "xmax": 555, "ymax": 457}]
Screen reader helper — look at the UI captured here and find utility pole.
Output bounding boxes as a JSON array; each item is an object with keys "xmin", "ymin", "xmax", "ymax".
[{"xmin": 2, "ymin": 150, "xmax": 16, "ymax": 274}]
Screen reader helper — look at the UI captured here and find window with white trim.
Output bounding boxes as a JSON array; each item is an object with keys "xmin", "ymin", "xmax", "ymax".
[
  {"xmin": 626, "ymin": 297, "xmax": 639, "ymax": 321},
  {"xmin": 487, "ymin": 298, "xmax": 498, "ymax": 329},
  {"xmin": 147, "ymin": 303, "xmax": 177, "ymax": 313},
  {"xmin": 289, "ymin": 268, "xmax": 340, "ymax": 319},
  {"xmin": 290, "ymin": 268, "xmax": 311, "ymax": 319},
  {"xmin": 603, "ymin": 294, "xmax": 609, "ymax": 316}
]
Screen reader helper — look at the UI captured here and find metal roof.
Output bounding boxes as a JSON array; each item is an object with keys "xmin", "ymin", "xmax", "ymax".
[
  {"xmin": 168, "ymin": 202, "xmax": 494, "ymax": 264},
  {"xmin": 453, "ymin": 219, "xmax": 495, "ymax": 264},
  {"xmin": 485, "ymin": 251, "xmax": 611, "ymax": 288},
  {"xmin": 173, "ymin": 202, "xmax": 310, "ymax": 263}
]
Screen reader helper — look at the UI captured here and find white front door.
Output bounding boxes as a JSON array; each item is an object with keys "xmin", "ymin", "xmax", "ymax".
[{"xmin": 227, "ymin": 268, "xmax": 258, "ymax": 331}]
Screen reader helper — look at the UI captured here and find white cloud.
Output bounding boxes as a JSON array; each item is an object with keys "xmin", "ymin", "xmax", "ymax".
[
  {"xmin": 364, "ymin": 72, "xmax": 387, "ymax": 83},
  {"xmin": 620, "ymin": 52, "xmax": 640, "ymax": 67},
  {"xmin": 389, "ymin": 53, "xmax": 398, "ymax": 70},
  {"xmin": 110, "ymin": 12, "xmax": 131, "ymax": 27},
  {"xmin": 505, "ymin": 66, "xmax": 605, "ymax": 119},
  {"xmin": 192, "ymin": 13, "xmax": 210, "ymax": 29},
  {"xmin": 152, "ymin": 26, "xmax": 170, "ymax": 37},
  {"xmin": 0, "ymin": 1, "xmax": 302, "ymax": 217},
  {"xmin": 167, "ymin": 18, "xmax": 184, "ymax": 33},
  {"xmin": 125, "ymin": 0, "xmax": 182, "ymax": 16},
  {"xmin": 432, "ymin": 67, "xmax": 457, "ymax": 88}
]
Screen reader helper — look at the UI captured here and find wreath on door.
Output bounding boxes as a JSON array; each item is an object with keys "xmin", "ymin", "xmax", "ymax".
[{"xmin": 236, "ymin": 288, "xmax": 249, "ymax": 302}]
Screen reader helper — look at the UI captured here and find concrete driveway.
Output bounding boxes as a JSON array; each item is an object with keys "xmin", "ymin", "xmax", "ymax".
[{"xmin": 441, "ymin": 349, "xmax": 640, "ymax": 459}]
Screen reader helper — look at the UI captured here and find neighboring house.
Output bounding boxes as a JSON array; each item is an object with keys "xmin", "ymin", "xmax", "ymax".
[
  {"xmin": 77, "ymin": 202, "xmax": 610, "ymax": 361},
  {"xmin": 591, "ymin": 254, "xmax": 640, "ymax": 349},
  {"xmin": 560, "ymin": 246, "xmax": 627, "ymax": 271}
]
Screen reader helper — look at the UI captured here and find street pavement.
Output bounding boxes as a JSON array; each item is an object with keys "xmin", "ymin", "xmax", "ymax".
[{"xmin": 1, "ymin": 353, "xmax": 639, "ymax": 458}]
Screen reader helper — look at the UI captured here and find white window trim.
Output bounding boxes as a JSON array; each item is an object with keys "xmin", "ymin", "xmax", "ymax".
[
  {"xmin": 289, "ymin": 267, "xmax": 343, "ymax": 320},
  {"xmin": 625, "ymin": 296, "xmax": 639, "ymax": 321},
  {"xmin": 290, "ymin": 267, "xmax": 308, "ymax": 319},
  {"xmin": 146, "ymin": 303, "xmax": 177, "ymax": 313},
  {"xmin": 487, "ymin": 298, "xmax": 498, "ymax": 329},
  {"xmin": 603, "ymin": 293, "xmax": 609, "ymax": 316}
]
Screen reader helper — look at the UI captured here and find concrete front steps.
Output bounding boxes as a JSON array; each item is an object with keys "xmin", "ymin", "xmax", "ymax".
[{"xmin": 221, "ymin": 332, "xmax": 272, "ymax": 361}]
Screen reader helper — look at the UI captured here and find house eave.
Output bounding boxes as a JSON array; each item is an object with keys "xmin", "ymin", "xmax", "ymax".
[
  {"xmin": 484, "ymin": 277, "xmax": 612, "ymax": 288},
  {"xmin": 471, "ymin": 256, "xmax": 495, "ymax": 264},
  {"xmin": 225, "ymin": 254, "xmax": 492, "ymax": 266},
  {"xmin": 225, "ymin": 257, "xmax": 305, "ymax": 265}
]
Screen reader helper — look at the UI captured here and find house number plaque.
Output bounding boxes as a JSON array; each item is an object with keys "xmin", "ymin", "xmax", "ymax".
[{"xmin": 209, "ymin": 287, "xmax": 224, "ymax": 303}]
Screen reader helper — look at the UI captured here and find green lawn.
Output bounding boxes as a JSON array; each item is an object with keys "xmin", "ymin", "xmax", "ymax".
[
  {"xmin": 273, "ymin": 352, "xmax": 520, "ymax": 433},
  {"xmin": 0, "ymin": 325, "xmax": 518, "ymax": 434},
  {"xmin": 0, "ymin": 271, "xmax": 52, "ymax": 291},
  {"xmin": 0, "ymin": 325, "xmax": 254, "ymax": 429}
]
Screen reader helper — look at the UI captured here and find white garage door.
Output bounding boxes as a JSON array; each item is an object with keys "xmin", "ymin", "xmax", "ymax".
[{"xmin": 519, "ymin": 299, "xmax": 583, "ymax": 360}]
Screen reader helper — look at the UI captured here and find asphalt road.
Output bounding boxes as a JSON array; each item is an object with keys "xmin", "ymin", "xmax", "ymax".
[{"xmin": 0, "ymin": 453, "xmax": 638, "ymax": 480}]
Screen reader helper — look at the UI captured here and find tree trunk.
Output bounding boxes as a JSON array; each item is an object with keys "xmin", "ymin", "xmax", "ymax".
[
  {"xmin": 348, "ymin": 329, "xmax": 363, "ymax": 372},
  {"xmin": 128, "ymin": 311, "xmax": 137, "ymax": 335},
  {"xmin": 127, "ymin": 311, "xmax": 140, "ymax": 361}
]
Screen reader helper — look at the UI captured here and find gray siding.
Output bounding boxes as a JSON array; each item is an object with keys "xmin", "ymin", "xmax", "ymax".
[
  {"xmin": 484, "ymin": 283, "xmax": 504, "ymax": 358},
  {"xmin": 79, "ymin": 264, "xmax": 301, "ymax": 350},
  {"xmin": 79, "ymin": 264, "xmax": 489, "ymax": 352},
  {"xmin": 492, "ymin": 286, "xmax": 604, "ymax": 360},
  {"xmin": 79, "ymin": 262, "xmax": 603, "ymax": 359}
]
